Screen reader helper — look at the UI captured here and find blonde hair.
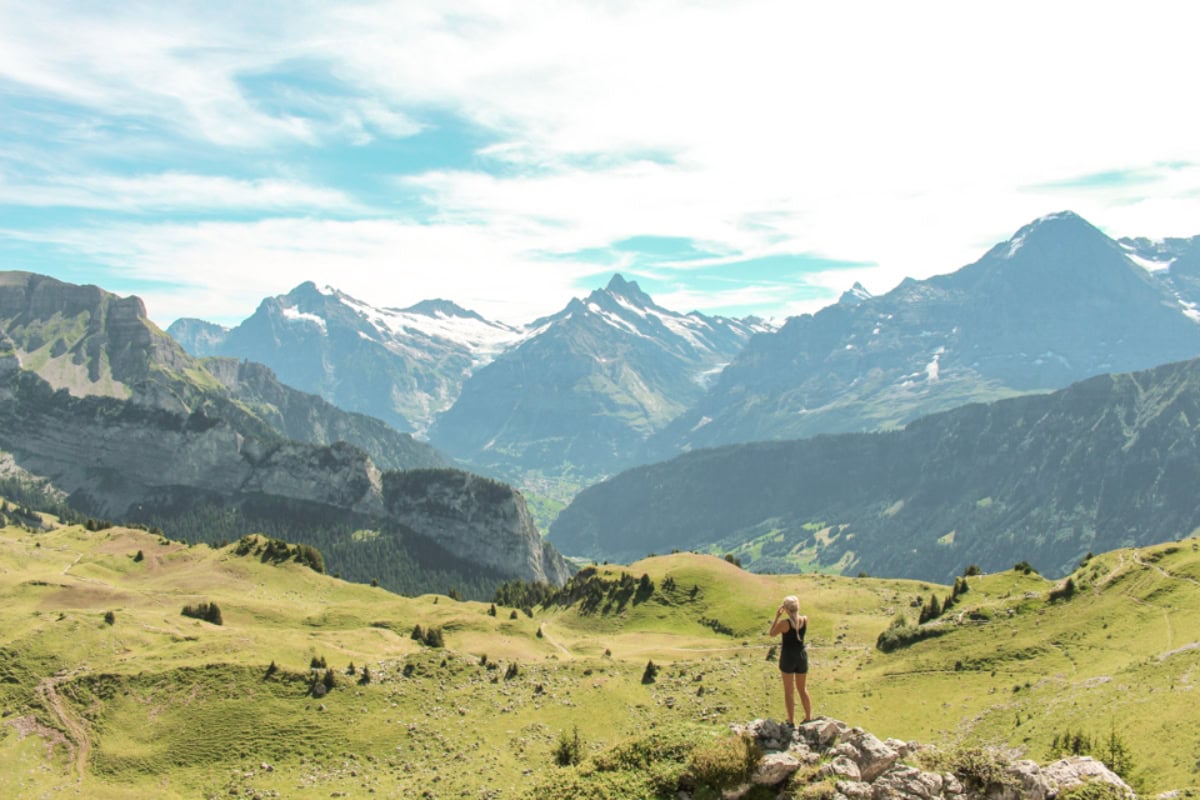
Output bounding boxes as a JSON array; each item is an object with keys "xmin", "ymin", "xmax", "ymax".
[{"xmin": 781, "ymin": 595, "xmax": 800, "ymax": 632}]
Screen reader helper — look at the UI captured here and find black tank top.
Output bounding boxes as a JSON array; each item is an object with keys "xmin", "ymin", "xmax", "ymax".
[{"xmin": 781, "ymin": 617, "xmax": 806, "ymax": 649}]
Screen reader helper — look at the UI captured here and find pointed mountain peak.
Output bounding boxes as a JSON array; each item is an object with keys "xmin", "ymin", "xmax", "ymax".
[
  {"xmin": 600, "ymin": 273, "xmax": 655, "ymax": 307},
  {"xmin": 284, "ymin": 280, "xmax": 323, "ymax": 299},
  {"xmin": 1000, "ymin": 211, "xmax": 1108, "ymax": 259},
  {"xmin": 839, "ymin": 282, "xmax": 873, "ymax": 306}
]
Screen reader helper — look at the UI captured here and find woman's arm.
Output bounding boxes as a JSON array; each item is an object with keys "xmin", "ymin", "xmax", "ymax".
[{"xmin": 768, "ymin": 608, "xmax": 790, "ymax": 636}]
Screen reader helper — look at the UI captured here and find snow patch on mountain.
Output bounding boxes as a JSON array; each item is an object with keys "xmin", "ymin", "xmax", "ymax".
[
  {"xmin": 281, "ymin": 306, "xmax": 327, "ymax": 332},
  {"xmin": 339, "ymin": 294, "xmax": 522, "ymax": 363},
  {"xmin": 1119, "ymin": 241, "xmax": 1174, "ymax": 272}
]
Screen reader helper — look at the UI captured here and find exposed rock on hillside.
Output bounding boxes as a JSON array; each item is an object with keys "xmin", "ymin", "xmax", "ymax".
[{"xmin": 725, "ymin": 717, "xmax": 1133, "ymax": 800}]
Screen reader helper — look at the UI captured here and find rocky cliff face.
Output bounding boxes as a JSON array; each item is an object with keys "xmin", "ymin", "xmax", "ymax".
[
  {"xmin": 0, "ymin": 271, "xmax": 192, "ymax": 406},
  {"xmin": 0, "ymin": 362, "xmax": 568, "ymax": 584},
  {"xmin": 383, "ymin": 470, "xmax": 572, "ymax": 586}
]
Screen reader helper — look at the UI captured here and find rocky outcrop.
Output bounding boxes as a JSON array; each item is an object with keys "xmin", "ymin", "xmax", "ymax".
[
  {"xmin": 722, "ymin": 718, "xmax": 1134, "ymax": 800},
  {"xmin": 383, "ymin": 470, "xmax": 572, "ymax": 585}
]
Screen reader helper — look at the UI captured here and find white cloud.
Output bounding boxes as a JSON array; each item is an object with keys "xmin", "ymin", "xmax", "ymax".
[
  {"xmin": 9, "ymin": 217, "xmax": 600, "ymax": 327},
  {"xmin": 1, "ymin": 0, "xmax": 1199, "ymax": 323},
  {"xmin": 0, "ymin": 171, "xmax": 359, "ymax": 213}
]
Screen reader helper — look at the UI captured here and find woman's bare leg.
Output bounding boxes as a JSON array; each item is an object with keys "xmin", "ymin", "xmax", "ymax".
[
  {"xmin": 780, "ymin": 672, "xmax": 795, "ymax": 724},
  {"xmin": 796, "ymin": 673, "xmax": 812, "ymax": 721}
]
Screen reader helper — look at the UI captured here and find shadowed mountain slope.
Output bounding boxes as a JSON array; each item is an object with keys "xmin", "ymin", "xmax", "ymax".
[{"xmin": 552, "ymin": 356, "xmax": 1200, "ymax": 581}]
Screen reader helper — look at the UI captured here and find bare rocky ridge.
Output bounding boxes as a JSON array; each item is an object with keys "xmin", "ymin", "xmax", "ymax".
[{"xmin": 726, "ymin": 717, "xmax": 1134, "ymax": 800}]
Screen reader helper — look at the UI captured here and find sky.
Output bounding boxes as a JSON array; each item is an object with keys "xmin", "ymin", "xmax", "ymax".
[{"xmin": 2, "ymin": 1, "xmax": 1199, "ymax": 329}]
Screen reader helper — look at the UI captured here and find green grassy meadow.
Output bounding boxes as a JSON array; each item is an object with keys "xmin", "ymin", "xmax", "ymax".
[{"xmin": 2, "ymin": 513, "xmax": 1198, "ymax": 798}]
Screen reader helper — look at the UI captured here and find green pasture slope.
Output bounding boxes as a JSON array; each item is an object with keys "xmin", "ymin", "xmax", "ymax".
[{"xmin": 1, "ymin": 514, "xmax": 1198, "ymax": 798}]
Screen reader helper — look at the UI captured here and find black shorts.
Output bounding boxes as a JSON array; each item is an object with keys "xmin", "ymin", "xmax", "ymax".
[{"xmin": 779, "ymin": 647, "xmax": 808, "ymax": 675}]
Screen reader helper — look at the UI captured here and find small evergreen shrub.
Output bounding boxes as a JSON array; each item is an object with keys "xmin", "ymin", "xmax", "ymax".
[
  {"xmin": 1048, "ymin": 578, "xmax": 1077, "ymax": 603},
  {"xmin": 103, "ymin": 610, "xmax": 115, "ymax": 625},
  {"xmin": 641, "ymin": 660, "xmax": 659, "ymax": 684},
  {"xmin": 423, "ymin": 627, "xmax": 445, "ymax": 648},
  {"xmin": 554, "ymin": 726, "xmax": 585, "ymax": 766},
  {"xmin": 688, "ymin": 734, "xmax": 760, "ymax": 792},
  {"xmin": 916, "ymin": 746, "xmax": 1015, "ymax": 793},
  {"xmin": 1056, "ymin": 782, "xmax": 1130, "ymax": 800}
]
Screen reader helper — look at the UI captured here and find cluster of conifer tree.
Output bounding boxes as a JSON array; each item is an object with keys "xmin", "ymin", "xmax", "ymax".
[
  {"xmin": 181, "ymin": 601, "xmax": 223, "ymax": 625},
  {"xmin": 493, "ymin": 568, "xmax": 656, "ymax": 616}
]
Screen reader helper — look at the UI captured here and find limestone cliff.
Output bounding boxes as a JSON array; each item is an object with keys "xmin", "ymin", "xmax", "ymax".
[{"xmin": 383, "ymin": 470, "xmax": 573, "ymax": 587}]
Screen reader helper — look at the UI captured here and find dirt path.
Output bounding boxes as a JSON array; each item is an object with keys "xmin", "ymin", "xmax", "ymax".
[
  {"xmin": 1133, "ymin": 550, "xmax": 1200, "ymax": 587},
  {"xmin": 34, "ymin": 669, "xmax": 90, "ymax": 783},
  {"xmin": 538, "ymin": 623, "xmax": 571, "ymax": 657}
]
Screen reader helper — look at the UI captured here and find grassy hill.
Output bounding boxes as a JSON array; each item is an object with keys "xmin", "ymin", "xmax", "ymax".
[{"xmin": 2, "ymin": 512, "xmax": 1198, "ymax": 798}]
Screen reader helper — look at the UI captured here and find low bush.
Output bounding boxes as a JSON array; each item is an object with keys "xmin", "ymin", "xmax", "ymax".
[{"xmin": 688, "ymin": 734, "xmax": 760, "ymax": 793}]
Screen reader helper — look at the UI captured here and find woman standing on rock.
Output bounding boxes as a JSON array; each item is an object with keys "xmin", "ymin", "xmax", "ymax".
[{"xmin": 769, "ymin": 595, "xmax": 812, "ymax": 726}]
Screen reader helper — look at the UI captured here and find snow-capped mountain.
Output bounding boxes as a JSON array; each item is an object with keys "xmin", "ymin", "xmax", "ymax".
[
  {"xmin": 646, "ymin": 211, "xmax": 1200, "ymax": 456},
  {"xmin": 427, "ymin": 274, "xmax": 771, "ymax": 481},
  {"xmin": 169, "ymin": 282, "xmax": 522, "ymax": 435}
]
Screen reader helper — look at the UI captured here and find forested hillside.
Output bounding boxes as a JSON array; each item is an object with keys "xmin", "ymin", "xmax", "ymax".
[{"xmin": 552, "ymin": 357, "xmax": 1200, "ymax": 581}]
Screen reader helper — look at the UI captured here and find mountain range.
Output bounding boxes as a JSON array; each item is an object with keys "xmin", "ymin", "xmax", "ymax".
[
  {"xmin": 172, "ymin": 274, "xmax": 768, "ymax": 488},
  {"xmin": 429, "ymin": 274, "xmax": 769, "ymax": 480},
  {"xmin": 169, "ymin": 212, "xmax": 1200, "ymax": 498},
  {"xmin": 170, "ymin": 281, "xmax": 521, "ymax": 436},
  {"xmin": 0, "ymin": 271, "xmax": 568, "ymax": 595},
  {"xmin": 549, "ymin": 355, "xmax": 1200, "ymax": 581},
  {"xmin": 647, "ymin": 212, "xmax": 1200, "ymax": 456}
]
